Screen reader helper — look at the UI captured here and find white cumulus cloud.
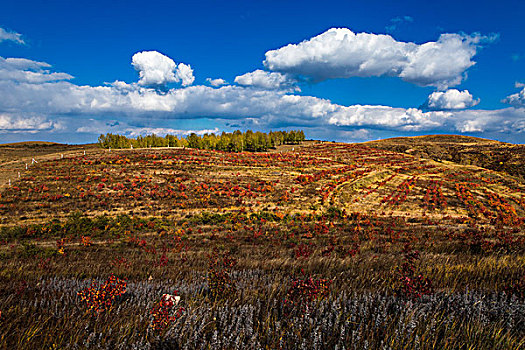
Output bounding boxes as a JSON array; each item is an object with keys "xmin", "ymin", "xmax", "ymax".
[
  {"xmin": 206, "ymin": 78, "xmax": 228, "ymax": 87},
  {"xmin": 0, "ymin": 27, "xmax": 25, "ymax": 45},
  {"xmin": 451, "ymin": 108, "xmax": 525, "ymax": 133},
  {"xmin": 327, "ymin": 106, "xmax": 450, "ymax": 131},
  {"xmin": 503, "ymin": 84, "xmax": 525, "ymax": 107},
  {"xmin": 125, "ymin": 126, "xmax": 219, "ymax": 137},
  {"xmin": 0, "ymin": 57, "xmax": 73, "ymax": 83},
  {"xmin": 234, "ymin": 69, "xmax": 298, "ymax": 91},
  {"xmin": 131, "ymin": 51, "xmax": 194, "ymax": 87},
  {"xmin": 4, "ymin": 76, "xmax": 520, "ymax": 136},
  {"xmin": 0, "ymin": 51, "xmax": 523, "ymax": 142},
  {"xmin": 264, "ymin": 28, "xmax": 495, "ymax": 89},
  {"xmin": 175, "ymin": 63, "xmax": 195, "ymax": 86},
  {"xmin": 341, "ymin": 128, "xmax": 371, "ymax": 141},
  {"xmin": 76, "ymin": 119, "xmax": 219, "ymax": 137},
  {"xmin": 425, "ymin": 89, "xmax": 480, "ymax": 110},
  {"xmin": 0, "ymin": 113, "xmax": 59, "ymax": 133}
]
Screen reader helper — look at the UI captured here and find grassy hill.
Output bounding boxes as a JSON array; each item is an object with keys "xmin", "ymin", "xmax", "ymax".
[
  {"xmin": 0, "ymin": 141, "xmax": 97, "ymax": 164},
  {"xmin": 0, "ymin": 140, "xmax": 523, "ymax": 349},
  {"xmin": 364, "ymin": 135, "xmax": 525, "ymax": 180}
]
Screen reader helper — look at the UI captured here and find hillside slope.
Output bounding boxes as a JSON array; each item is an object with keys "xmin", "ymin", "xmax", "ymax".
[
  {"xmin": 363, "ymin": 135, "xmax": 525, "ymax": 180},
  {"xmin": 1, "ymin": 140, "xmax": 524, "ymax": 225},
  {"xmin": 0, "ymin": 142, "xmax": 97, "ymax": 164}
]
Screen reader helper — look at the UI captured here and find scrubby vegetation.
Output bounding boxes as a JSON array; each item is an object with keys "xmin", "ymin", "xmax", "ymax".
[
  {"xmin": 0, "ymin": 138, "xmax": 524, "ymax": 349},
  {"xmin": 366, "ymin": 135, "xmax": 525, "ymax": 180}
]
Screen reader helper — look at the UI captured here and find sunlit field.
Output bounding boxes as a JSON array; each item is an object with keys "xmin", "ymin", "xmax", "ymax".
[{"xmin": 0, "ymin": 140, "xmax": 524, "ymax": 349}]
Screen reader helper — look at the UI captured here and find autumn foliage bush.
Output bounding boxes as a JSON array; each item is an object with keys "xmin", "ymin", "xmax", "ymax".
[
  {"xmin": 77, "ymin": 274, "xmax": 127, "ymax": 314},
  {"xmin": 284, "ymin": 273, "xmax": 331, "ymax": 316},
  {"xmin": 150, "ymin": 292, "xmax": 184, "ymax": 332},
  {"xmin": 394, "ymin": 244, "xmax": 433, "ymax": 299}
]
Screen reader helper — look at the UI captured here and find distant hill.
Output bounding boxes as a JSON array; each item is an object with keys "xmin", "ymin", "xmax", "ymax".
[
  {"xmin": 0, "ymin": 141, "xmax": 61, "ymax": 147},
  {"xmin": 0, "ymin": 142, "xmax": 97, "ymax": 164},
  {"xmin": 363, "ymin": 135, "xmax": 525, "ymax": 180}
]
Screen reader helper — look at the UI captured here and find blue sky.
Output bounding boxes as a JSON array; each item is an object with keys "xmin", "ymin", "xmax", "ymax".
[{"xmin": 0, "ymin": 0, "xmax": 524, "ymax": 143}]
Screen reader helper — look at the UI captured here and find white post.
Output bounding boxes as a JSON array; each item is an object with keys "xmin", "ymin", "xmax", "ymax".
[
  {"xmin": 131, "ymin": 144, "xmax": 133, "ymax": 150},
  {"xmin": 83, "ymin": 150, "xmax": 86, "ymax": 156},
  {"xmin": 61, "ymin": 154, "xmax": 63, "ymax": 159},
  {"xmin": 25, "ymin": 163, "xmax": 28, "ymax": 170},
  {"xmin": 8, "ymin": 179, "xmax": 11, "ymax": 186},
  {"xmin": 18, "ymin": 172, "xmax": 20, "ymax": 178}
]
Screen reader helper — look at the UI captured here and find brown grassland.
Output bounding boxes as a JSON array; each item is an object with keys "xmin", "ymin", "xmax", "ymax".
[{"xmin": 0, "ymin": 137, "xmax": 523, "ymax": 349}]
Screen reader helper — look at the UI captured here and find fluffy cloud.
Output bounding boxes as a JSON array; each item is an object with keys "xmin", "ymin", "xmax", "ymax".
[
  {"xmin": 0, "ymin": 27, "xmax": 24, "ymax": 45},
  {"xmin": 3, "ymin": 58, "xmax": 50, "ymax": 70},
  {"xmin": 340, "ymin": 128, "xmax": 371, "ymax": 141},
  {"xmin": 234, "ymin": 69, "xmax": 298, "ymax": 91},
  {"xmin": 131, "ymin": 51, "xmax": 194, "ymax": 87},
  {"xmin": 132, "ymin": 51, "xmax": 176, "ymax": 86},
  {"xmin": 2, "ymin": 74, "xmax": 522, "ymax": 136},
  {"xmin": 0, "ymin": 57, "xmax": 73, "ymax": 83},
  {"xmin": 425, "ymin": 89, "xmax": 480, "ymax": 110},
  {"xmin": 0, "ymin": 51, "xmax": 523, "ymax": 142},
  {"xmin": 0, "ymin": 113, "xmax": 59, "ymax": 133},
  {"xmin": 175, "ymin": 63, "xmax": 195, "ymax": 86},
  {"xmin": 327, "ymin": 106, "xmax": 450, "ymax": 131},
  {"xmin": 264, "ymin": 28, "xmax": 496, "ymax": 89},
  {"xmin": 76, "ymin": 119, "xmax": 218, "ymax": 137},
  {"xmin": 450, "ymin": 108, "xmax": 525, "ymax": 133},
  {"xmin": 125, "ymin": 126, "xmax": 219, "ymax": 137},
  {"xmin": 329, "ymin": 105, "xmax": 525, "ymax": 134},
  {"xmin": 503, "ymin": 83, "xmax": 525, "ymax": 107},
  {"xmin": 206, "ymin": 78, "xmax": 228, "ymax": 87}
]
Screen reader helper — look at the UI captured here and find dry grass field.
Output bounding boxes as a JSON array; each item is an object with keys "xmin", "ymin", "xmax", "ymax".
[
  {"xmin": 0, "ymin": 138, "xmax": 523, "ymax": 349},
  {"xmin": 365, "ymin": 135, "xmax": 525, "ymax": 180}
]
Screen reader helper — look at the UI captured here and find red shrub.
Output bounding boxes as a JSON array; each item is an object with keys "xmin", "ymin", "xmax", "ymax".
[
  {"xmin": 284, "ymin": 274, "xmax": 331, "ymax": 315},
  {"xmin": 77, "ymin": 274, "xmax": 127, "ymax": 314},
  {"xmin": 394, "ymin": 244, "xmax": 433, "ymax": 299},
  {"xmin": 150, "ymin": 291, "xmax": 184, "ymax": 332}
]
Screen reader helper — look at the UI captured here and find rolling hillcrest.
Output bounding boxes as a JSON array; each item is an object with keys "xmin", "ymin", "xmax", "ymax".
[{"xmin": 364, "ymin": 135, "xmax": 525, "ymax": 181}]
